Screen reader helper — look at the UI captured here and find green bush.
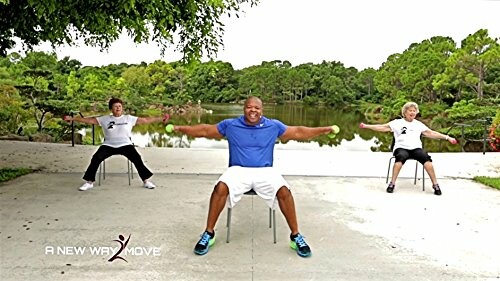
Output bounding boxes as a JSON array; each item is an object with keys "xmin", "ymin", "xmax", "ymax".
[
  {"xmin": 446, "ymin": 99, "xmax": 497, "ymax": 122},
  {"xmin": 420, "ymin": 102, "xmax": 448, "ymax": 118}
]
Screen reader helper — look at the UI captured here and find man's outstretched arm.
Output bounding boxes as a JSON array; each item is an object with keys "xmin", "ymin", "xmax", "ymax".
[
  {"xmin": 173, "ymin": 124, "xmax": 224, "ymax": 139},
  {"xmin": 280, "ymin": 126, "xmax": 334, "ymax": 142}
]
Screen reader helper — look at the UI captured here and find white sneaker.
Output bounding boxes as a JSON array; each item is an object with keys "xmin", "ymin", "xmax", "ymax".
[
  {"xmin": 79, "ymin": 182, "xmax": 94, "ymax": 191},
  {"xmin": 143, "ymin": 180, "xmax": 156, "ymax": 189}
]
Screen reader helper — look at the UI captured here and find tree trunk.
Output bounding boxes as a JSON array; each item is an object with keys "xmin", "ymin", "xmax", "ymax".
[{"xmin": 477, "ymin": 64, "xmax": 484, "ymax": 99}]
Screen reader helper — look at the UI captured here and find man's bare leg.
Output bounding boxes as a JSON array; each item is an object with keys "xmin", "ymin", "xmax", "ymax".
[
  {"xmin": 277, "ymin": 186, "xmax": 299, "ymax": 235},
  {"xmin": 205, "ymin": 182, "xmax": 229, "ymax": 233}
]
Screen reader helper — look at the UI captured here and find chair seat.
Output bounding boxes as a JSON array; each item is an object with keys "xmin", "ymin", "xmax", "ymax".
[{"xmin": 243, "ymin": 189, "xmax": 257, "ymax": 195}]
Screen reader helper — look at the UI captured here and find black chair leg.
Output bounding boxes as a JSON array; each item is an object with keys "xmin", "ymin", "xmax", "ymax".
[
  {"xmin": 272, "ymin": 209, "xmax": 276, "ymax": 244},
  {"xmin": 422, "ymin": 164, "xmax": 425, "ymax": 191},
  {"xmin": 98, "ymin": 162, "xmax": 102, "ymax": 186},
  {"xmin": 127, "ymin": 160, "xmax": 132, "ymax": 186},
  {"xmin": 386, "ymin": 157, "xmax": 395, "ymax": 183},
  {"xmin": 226, "ymin": 208, "xmax": 232, "ymax": 243},
  {"xmin": 268, "ymin": 208, "xmax": 272, "ymax": 228},
  {"xmin": 98, "ymin": 159, "xmax": 105, "ymax": 186},
  {"xmin": 414, "ymin": 160, "xmax": 418, "ymax": 185}
]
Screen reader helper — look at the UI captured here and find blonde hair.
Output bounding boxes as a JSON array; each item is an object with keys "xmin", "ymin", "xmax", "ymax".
[{"xmin": 401, "ymin": 102, "xmax": 419, "ymax": 117}]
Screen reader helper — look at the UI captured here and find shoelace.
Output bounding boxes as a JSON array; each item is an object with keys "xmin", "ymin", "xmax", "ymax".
[
  {"xmin": 198, "ymin": 233, "xmax": 211, "ymax": 246},
  {"xmin": 432, "ymin": 184, "xmax": 441, "ymax": 190},
  {"xmin": 294, "ymin": 235, "xmax": 308, "ymax": 248}
]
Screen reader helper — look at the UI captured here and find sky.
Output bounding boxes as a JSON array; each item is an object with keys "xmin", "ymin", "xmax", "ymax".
[{"xmin": 18, "ymin": 0, "xmax": 500, "ymax": 71}]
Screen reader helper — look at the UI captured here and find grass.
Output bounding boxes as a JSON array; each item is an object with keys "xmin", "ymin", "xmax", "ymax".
[
  {"xmin": 473, "ymin": 176, "xmax": 500, "ymax": 190},
  {"xmin": 0, "ymin": 168, "xmax": 33, "ymax": 183}
]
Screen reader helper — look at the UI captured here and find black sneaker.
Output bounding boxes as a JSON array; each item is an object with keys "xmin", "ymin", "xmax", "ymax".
[
  {"xmin": 386, "ymin": 183, "xmax": 395, "ymax": 193},
  {"xmin": 193, "ymin": 231, "xmax": 215, "ymax": 255},
  {"xmin": 432, "ymin": 184, "xmax": 442, "ymax": 196},
  {"xmin": 290, "ymin": 233, "xmax": 312, "ymax": 257}
]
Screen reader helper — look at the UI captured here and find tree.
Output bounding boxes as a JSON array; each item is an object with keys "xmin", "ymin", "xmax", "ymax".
[
  {"xmin": 355, "ymin": 68, "xmax": 378, "ymax": 102},
  {"xmin": 12, "ymin": 52, "xmax": 69, "ymax": 132},
  {"xmin": 121, "ymin": 65, "xmax": 152, "ymax": 111},
  {"xmin": 293, "ymin": 63, "xmax": 315, "ymax": 102},
  {"xmin": 57, "ymin": 56, "xmax": 82, "ymax": 75},
  {"xmin": 0, "ymin": 73, "xmax": 27, "ymax": 134},
  {"xmin": 0, "ymin": 0, "xmax": 259, "ymax": 61},
  {"xmin": 146, "ymin": 60, "xmax": 175, "ymax": 102},
  {"xmin": 484, "ymin": 64, "xmax": 500, "ymax": 99},
  {"xmin": 442, "ymin": 29, "xmax": 500, "ymax": 99},
  {"xmin": 186, "ymin": 60, "xmax": 236, "ymax": 102},
  {"xmin": 375, "ymin": 36, "xmax": 456, "ymax": 104}
]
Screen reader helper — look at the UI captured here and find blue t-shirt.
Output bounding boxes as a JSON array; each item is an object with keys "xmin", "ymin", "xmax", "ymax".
[{"xmin": 217, "ymin": 116, "xmax": 287, "ymax": 167}]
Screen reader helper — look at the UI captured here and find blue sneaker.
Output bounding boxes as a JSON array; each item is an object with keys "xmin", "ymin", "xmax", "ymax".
[
  {"xmin": 194, "ymin": 231, "xmax": 215, "ymax": 255},
  {"xmin": 290, "ymin": 233, "xmax": 312, "ymax": 257}
]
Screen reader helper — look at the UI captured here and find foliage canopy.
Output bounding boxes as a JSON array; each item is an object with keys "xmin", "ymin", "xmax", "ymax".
[
  {"xmin": 0, "ymin": 28, "xmax": 498, "ymax": 151},
  {"xmin": 0, "ymin": 0, "xmax": 259, "ymax": 61}
]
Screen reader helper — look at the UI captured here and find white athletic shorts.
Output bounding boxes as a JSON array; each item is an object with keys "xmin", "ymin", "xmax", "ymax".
[{"xmin": 215, "ymin": 166, "xmax": 290, "ymax": 209}]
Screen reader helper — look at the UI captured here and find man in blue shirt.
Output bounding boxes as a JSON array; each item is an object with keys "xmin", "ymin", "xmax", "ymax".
[{"xmin": 172, "ymin": 96, "xmax": 337, "ymax": 258}]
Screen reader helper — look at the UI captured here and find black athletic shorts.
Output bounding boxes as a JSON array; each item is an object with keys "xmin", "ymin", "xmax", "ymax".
[{"xmin": 393, "ymin": 148, "xmax": 432, "ymax": 165}]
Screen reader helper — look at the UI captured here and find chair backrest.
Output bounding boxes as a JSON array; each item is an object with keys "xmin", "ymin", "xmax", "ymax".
[{"xmin": 390, "ymin": 135, "xmax": 396, "ymax": 151}]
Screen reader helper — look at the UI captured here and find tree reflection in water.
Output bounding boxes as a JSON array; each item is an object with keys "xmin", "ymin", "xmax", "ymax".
[{"xmin": 83, "ymin": 103, "xmax": 462, "ymax": 152}]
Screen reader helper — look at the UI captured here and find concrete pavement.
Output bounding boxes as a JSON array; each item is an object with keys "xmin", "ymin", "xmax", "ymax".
[{"xmin": 0, "ymin": 141, "xmax": 499, "ymax": 281}]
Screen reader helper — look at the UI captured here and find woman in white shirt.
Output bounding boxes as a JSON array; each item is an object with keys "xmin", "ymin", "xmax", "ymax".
[
  {"xmin": 64, "ymin": 98, "xmax": 169, "ymax": 191},
  {"xmin": 359, "ymin": 102, "xmax": 457, "ymax": 195}
]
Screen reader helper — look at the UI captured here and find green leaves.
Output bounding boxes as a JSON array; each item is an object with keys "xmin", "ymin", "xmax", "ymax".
[
  {"xmin": 375, "ymin": 36, "xmax": 457, "ymax": 104},
  {"xmin": 438, "ymin": 29, "xmax": 500, "ymax": 100},
  {"xmin": 445, "ymin": 99, "xmax": 497, "ymax": 121},
  {"xmin": 1, "ymin": 0, "xmax": 259, "ymax": 61},
  {"xmin": 0, "ymin": 26, "xmax": 497, "ymax": 141}
]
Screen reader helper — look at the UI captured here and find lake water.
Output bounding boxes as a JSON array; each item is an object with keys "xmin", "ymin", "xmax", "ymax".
[{"xmin": 85, "ymin": 103, "xmax": 460, "ymax": 152}]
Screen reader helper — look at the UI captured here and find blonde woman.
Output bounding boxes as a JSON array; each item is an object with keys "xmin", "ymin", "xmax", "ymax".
[{"xmin": 360, "ymin": 102, "xmax": 457, "ymax": 195}]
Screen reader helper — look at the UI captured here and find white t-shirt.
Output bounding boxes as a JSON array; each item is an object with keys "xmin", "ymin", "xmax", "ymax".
[
  {"xmin": 96, "ymin": 114, "xmax": 138, "ymax": 148},
  {"xmin": 388, "ymin": 118, "xmax": 429, "ymax": 151}
]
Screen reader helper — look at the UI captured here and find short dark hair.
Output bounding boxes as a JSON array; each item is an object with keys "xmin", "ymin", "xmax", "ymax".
[{"xmin": 108, "ymin": 98, "xmax": 123, "ymax": 109}]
